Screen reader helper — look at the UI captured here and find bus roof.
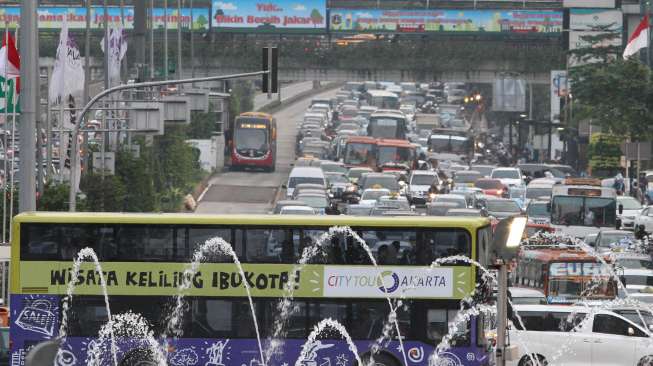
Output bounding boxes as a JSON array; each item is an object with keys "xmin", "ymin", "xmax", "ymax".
[
  {"xmin": 239, "ymin": 112, "xmax": 273, "ymax": 119},
  {"xmin": 366, "ymin": 90, "xmax": 399, "ymax": 98},
  {"xmin": 346, "ymin": 136, "xmax": 377, "ymax": 144},
  {"xmin": 519, "ymin": 247, "xmax": 607, "ymax": 263},
  {"xmin": 13, "ymin": 212, "xmax": 490, "ymax": 231},
  {"xmin": 376, "ymin": 138, "xmax": 414, "ymax": 147}
]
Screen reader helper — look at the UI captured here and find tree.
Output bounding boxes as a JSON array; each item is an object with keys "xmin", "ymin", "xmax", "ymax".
[
  {"xmin": 37, "ymin": 182, "xmax": 70, "ymax": 211},
  {"xmin": 587, "ymin": 133, "xmax": 623, "ymax": 177},
  {"xmin": 186, "ymin": 111, "xmax": 216, "ymax": 139},
  {"xmin": 310, "ymin": 9, "xmax": 323, "ymax": 28},
  {"xmin": 80, "ymin": 174, "xmax": 127, "ymax": 212},
  {"xmin": 195, "ymin": 14, "xmax": 208, "ymax": 30},
  {"xmin": 569, "ymin": 30, "xmax": 653, "ymax": 140},
  {"xmin": 115, "ymin": 150, "xmax": 156, "ymax": 212}
]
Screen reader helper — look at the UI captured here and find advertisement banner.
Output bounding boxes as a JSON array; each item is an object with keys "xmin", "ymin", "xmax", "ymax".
[
  {"xmin": 570, "ymin": 9, "xmax": 622, "ymax": 32},
  {"xmin": 328, "ymin": 9, "xmax": 562, "ymax": 34},
  {"xmin": 550, "ymin": 70, "xmax": 567, "ymax": 123},
  {"xmin": 18, "ymin": 262, "xmax": 473, "ymax": 299},
  {"xmin": 324, "ymin": 266, "xmax": 472, "ymax": 298},
  {"xmin": 549, "ymin": 262, "xmax": 611, "ymax": 277},
  {"xmin": 0, "ymin": 6, "xmax": 211, "ymax": 30},
  {"xmin": 568, "ymin": 30, "xmax": 621, "ymax": 66},
  {"xmin": 212, "ymin": 0, "xmax": 327, "ymax": 32},
  {"xmin": 563, "ymin": 0, "xmax": 616, "ymax": 8}
]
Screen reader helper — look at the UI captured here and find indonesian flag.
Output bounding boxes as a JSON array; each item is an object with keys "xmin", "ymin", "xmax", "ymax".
[
  {"xmin": 0, "ymin": 32, "xmax": 20, "ymax": 92},
  {"xmin": 624, "ymin": 15, "xmax": 649, "ymax": 59}
]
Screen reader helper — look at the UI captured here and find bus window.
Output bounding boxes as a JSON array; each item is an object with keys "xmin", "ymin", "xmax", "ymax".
[
  {"xmin": 22, "ymin": 224, "xmax": 60, "ymax": 260},
  {"xmin": 273, "ymin": 301, "xmax": 308, "ymax": 338},
  {"xmin": 309, "ymin": 302, "xmax": 348, "ymax": 339},
  {"xmin": 585, "ymin": 197, "xmax": 616, "ymax": 227},
  {"xmin": 351, "ymin": 301, "xmax": 389, "ymax": 339},
  {"xmin": 115, "ymin": 225, "xmax": 178, "ymax": 261},
  {"xmin": 552, "ymin": 196, "xmax": 583, "ymax": 225},
  {"xmin": 420, "ymin": 230, "xmax": 471, "ymax": 264},
  {"xmin": 187, "ymin": 227, "xmax": 235, "ymax": 262},
  {"xmin": 238, "ymin": 229, "xmax": 297, "ymax": 263},
  {"xmin": 57, "ymin": 224, "xmax": 118, "ymax": 261},
  {"xmin": 190, "ymin": 299, "xmax": 233, "ymax": 338},
  {"xmin": 364, "ymin": 230, "xmax": 416, "ymax": 265}
]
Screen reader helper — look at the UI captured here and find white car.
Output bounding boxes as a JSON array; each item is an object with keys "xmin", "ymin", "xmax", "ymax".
[
  {"xmin": 507, "ymin": 304, "xmax": 653, "ymax": 366},
  {"xmin": 614, "ymin": 252, "xmax": 653, "ymax": 293},
  {"xmin": 284, "ymin": 166, "xmax": 326, "ymax": 199},
  {"xmin": 407, "ymin": 171, "xmax": 440, "ymax": 205},
  {"xmin": 508, "ymin": 287, "xmax": 546, "ymax": 305},
  {"xmin": 491, "ymin": 167, "xmax": 524, "ymax": 188},
  {"xmin": 359, "ymin": 188, "xmax": 391, "ymax": 206},
  {"xmin": 634, "ymin": 206, "xmax": 653, "ymax": 233},
  {"xmin": 279, "ymin": 206, "xmax": 316, "ymax": 215},
  {"xmin": 617, "ymin": 196, "xmax": 643, "ymax": 230}
]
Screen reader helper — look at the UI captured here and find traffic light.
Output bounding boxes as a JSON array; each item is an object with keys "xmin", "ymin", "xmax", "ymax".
[{"xmin": 262, "ymin": 47, "xmax": 278, "ymax": 93}]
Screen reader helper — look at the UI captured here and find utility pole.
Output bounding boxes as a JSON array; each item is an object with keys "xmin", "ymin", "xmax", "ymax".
[
  {"xmin": 150, "ymin": 0, "xmax": 154, "ymax": 80},
  {"xmin": 18, "ymin": 0, "xmax": 37, "ymax": 212},
  {"xmin": 164, "ymin": 0, "xmax": 169, "ymax": 80},
  {"xmin": 190, "ymin": 0, "xmax": 195, "ymax": 78},
  {"xmin": 177, "ymin": 0, "xmax": 183, "ymax": 81}
]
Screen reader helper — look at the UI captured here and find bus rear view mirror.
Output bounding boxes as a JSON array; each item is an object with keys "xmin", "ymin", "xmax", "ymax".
[{"xmin": 619, "ymin": 204, "xmax": 624, "ymax": 215}]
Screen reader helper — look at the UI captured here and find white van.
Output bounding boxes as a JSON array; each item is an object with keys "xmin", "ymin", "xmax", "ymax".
[
  {"xmin": 507, "ymin": 304, "xmax": 653, "ymax": 366},
  {"xmin": 284, "ymin": 167, "xmax": 326, "ymax": 199}
]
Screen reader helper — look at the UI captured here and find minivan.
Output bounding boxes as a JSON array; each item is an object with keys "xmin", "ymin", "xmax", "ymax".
[
  {"xmin": 284, "ymin": 167, "xmax": 326, "ymax": 199},
  {"xmin": 507, "ymin": 304, "xmax": 653, "ymax": 366}
]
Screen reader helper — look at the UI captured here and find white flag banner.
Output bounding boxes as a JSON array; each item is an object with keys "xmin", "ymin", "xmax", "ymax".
[
  {"xmin": 101, "ymin": 24, "xmax": 127, "ymax": 86},
  {"xmin": 49, "ymin": 19, "xmax": 84, "ymax": 103}
]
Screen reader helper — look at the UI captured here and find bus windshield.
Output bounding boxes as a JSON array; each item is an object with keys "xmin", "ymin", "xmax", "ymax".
[
  {"xmin": 344, "ymin": 143, "xmax": 373, "ymax": 165},
  {"xmin": 368, "ymin": 118, "xmax": 405, "ymax": 139},
  {"xmin": 551, "ymin": 196, "xmax": 616, "ymax": 227},
  {"xmin": 377, "ymin": 146, "xmax": 413, "ymax": 167},
  {"xmin": 235, "ymin": 127, "xmax": 268, "ymax": 151},
  {"xmin": 429, "ymin": 136, "xmax": 469, "ymax": 154}
]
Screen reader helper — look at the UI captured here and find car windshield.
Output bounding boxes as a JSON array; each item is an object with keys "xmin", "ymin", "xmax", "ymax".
[
  {"xmin": 377, "ymin": 146, "xmax": 413, "ymax": 166},
  {"xmin": 363, "ymin": 177, "xmax": 399, "ymax": 190},
  {"xmin": 472, "ymin": 166, "xmax": 495, "ymax": 176},
  {"xmin": 344, "ymin": 142, "xmax": 373, "ymax": 165},
  {"xmin": 492, "ymin": 170, "xmax": 520, "ymax": 179},
  {"xmin": 362, "ymin": 190, "xmax": 390, "ymax": 201},
  {"xmin": 527, "ymin": 202, "xmax": 549, "ymax": 217},
  {"xmin": 447, "ymin": 210, "xmax": 480, "ymax": 217},
  {"xmin": 551, "ymin": 196, "xmax": 617, "ymax": 227},
  {"xmin": 613, "ymin": 309, "xmax": 653, "ymax": 329},
  {"xmin": 322, "ymin": 164, "xmax": 347, "ymax": 174},
  {"xmin": 348, "ymin": 169, "xmax": 371, "ymax": 180},
  {"xmin": 346, "ymin": 207, "xmax": 372, "ymax": 216},
  {"xmin": 282, "ymin": 208, "xmax": 314, "ymax": 215},
  {"xmin": 475, "ymin": 180, "xmax": 503, "ymax": 189},
  {"xmin": 429, "ymin": 136, "xmax": 468, "ymax": 154},
  {"xmin": 598, "ymin": 233, "xmax": 634, "ymax": 248},
  {"xmin": 297, "ymin": 196, "xmax": 328, "ymax": 208},
  {"xmin": 377, "ymin": 199, "xmax": 410, "ymax": 210},
  {"xmin": 487, "ymin": 200, "xmax": 521, "ymax": 212},
  {"xmin": 617, "ymin": 258, "xmax": 653, "ymax": 270},
  {"xmin": 526, "ymin": 187, "xmax": 552, "ymax": 199},
  {"xmin": 234, "ymin": 128, "xmax": 267, "ymax": 151},
  {"xmin": 433, "ymin": 198, "xmax": 466, "ymax": 208},
  {"xmin": 326, "ymin": 174, "xmax": 348, "ymax": 184},
  {"xmin": 288, "ymin": 177, "xmax": 324, "ymax": 189},
  {"xmin": 454, "ymin": 173, "xmax": 481, "ymax": 183},
  {"xmin": 411, "ymin": 175, "xmax": 436, "ymax": 185},
  {"xmin": 619, "ymin": 197, "xmax": 643, "ymax": 210}
]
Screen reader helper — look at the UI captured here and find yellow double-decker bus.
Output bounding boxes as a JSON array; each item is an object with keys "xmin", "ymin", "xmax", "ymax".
[{"xmin": 10, "ymin": 213, "xmax": 492, "ymax": 366}]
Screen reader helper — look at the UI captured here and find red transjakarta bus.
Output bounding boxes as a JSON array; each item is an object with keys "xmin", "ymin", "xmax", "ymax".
[
  {"xmin": 342, "ymin": 136, "xmax": 377, "ymax": 169},
  {"xmin": 227, "ymin": 112, "xmax": 277, "ymax": 172},
  {"xmin": 511, "ymin": 246, "xmax": 616, "ymax": 304},
  {"xmin": 375, "ymin": 138, "xmax": 416, "ymax": 172}
]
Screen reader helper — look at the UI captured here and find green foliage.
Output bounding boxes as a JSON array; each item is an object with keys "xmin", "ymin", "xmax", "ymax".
[
  {"xmin": 587, "ymin": 133, "xmax": 623, "ymax": 173},
  {"xmin": 569, "ymin": 32, "xmax": 653, "ymax": 140},
  {"xmin": 80, "ymin": 174, "xmax": 127, "ymax": 212},
  {"xmin": 37, "ymin": 182, "xmax": 70, "ymax": 211},
  {"xmin": 186, "ymin": 111, "xmax": 217, "ymax": 139},
  {"xmin": 152, "ymin": 125, "xmax": 203, "ymax": 194},
  {"xmin": 228, "ymin": 81, "xmax": 255, "ymax": 125},
  {"xmin": 115, "ymin": 150, "xmax": 156, "ymax": 212}
]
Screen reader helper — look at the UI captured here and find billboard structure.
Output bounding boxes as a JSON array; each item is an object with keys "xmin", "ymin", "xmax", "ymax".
[
  {"xmin": 212, "ymin": 0, "xmax": 327, "ymax": 33},
  {"xmin": 0, "ymin": 6, "xmax": 211, "ymax": 30},
  {"xmin": 328, "ymin": 9, "xmax": 563, "ymax": 34}
]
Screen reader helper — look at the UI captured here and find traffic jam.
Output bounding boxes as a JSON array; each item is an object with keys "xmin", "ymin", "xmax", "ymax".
[{"xmin": 285, "ymin": 81, "xmax": 653, "ymax": 365}]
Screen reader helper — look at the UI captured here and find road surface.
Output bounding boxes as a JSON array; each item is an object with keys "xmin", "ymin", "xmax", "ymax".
[{"xmin": 196, "ymin": 88, "xmax": 336, "ymax": 214}]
